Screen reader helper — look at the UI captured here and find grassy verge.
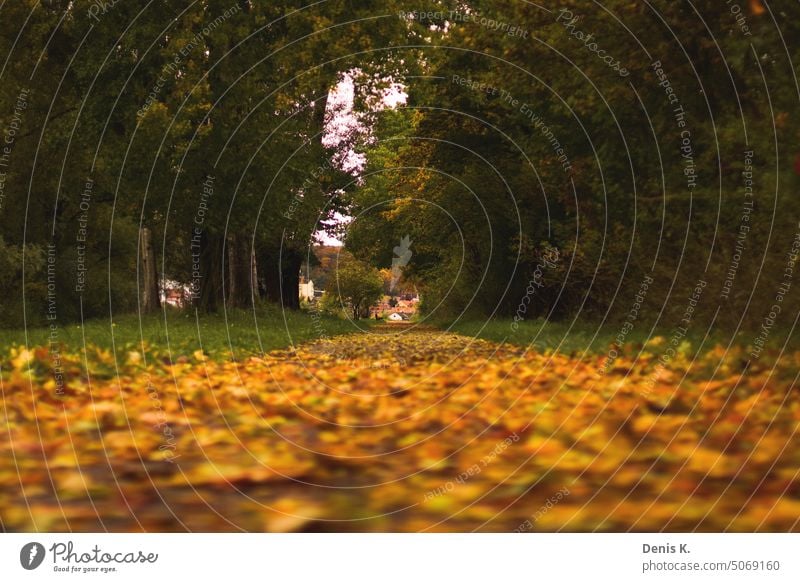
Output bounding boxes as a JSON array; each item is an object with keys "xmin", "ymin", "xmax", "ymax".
[
  {"xmin": 440, "ymin": 317, "xmax": 784, "ymax": 356},
  {"xmin": 0, "ymin": 304, "xmax": 371, "ymax": 361}
]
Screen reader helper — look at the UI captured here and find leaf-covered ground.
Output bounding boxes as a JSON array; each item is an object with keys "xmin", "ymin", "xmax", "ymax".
[{"xmin": 1, "ymin": 324, "xmax": 799, "ymax": 532}]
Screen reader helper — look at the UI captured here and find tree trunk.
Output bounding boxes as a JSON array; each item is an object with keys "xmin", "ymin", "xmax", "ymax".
[
  {"xmin": 197, "ymin": 231, "xmax": 224, "ymax": 312},
  {"xmin": 225, "ymin": 233, "xmax": 253, "ymax": 309},
  {"xmin": 258, "ymin": 249, "xmax": 281, "ymax": 303},
  {"xmin": 281, "ymin": 249, "xmax": 302, "ymax": 310},
  {"xmin": 139, "ymin": 225, "xmax": 160, "ymax": 313},
  {"xmin": 250, "ymin": 244, "xmax": 259, "ymax": 304},
  {"xmin": 257, "ymin": 246, "xmax": 302, "ymax": 310}
]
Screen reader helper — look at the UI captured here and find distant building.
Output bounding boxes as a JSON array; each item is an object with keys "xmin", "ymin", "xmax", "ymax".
[
  {"xmin": 299, "ymin": 278, "xmax": 315, "ymax": 302},
  {"xmin": 160, "ymin": 279, "xmax": 191, "ymax": 308},
  {"xmin": 162, "ymin": 289, "xmax": 184, "ymax": 307},
  {"xmin": 370, "ymin": 291, "xmax": 421, "ymax": 319}
]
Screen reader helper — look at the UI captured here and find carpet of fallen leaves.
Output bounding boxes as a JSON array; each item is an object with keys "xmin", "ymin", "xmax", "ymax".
[{"xmin": 1, "ymin": 324, "xmax": 799, "ymax": 532}]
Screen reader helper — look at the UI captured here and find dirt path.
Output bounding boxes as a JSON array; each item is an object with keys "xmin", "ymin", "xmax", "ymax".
[{"xmin": 2, "ymin": 325, "xmax": 798, "ymax": 532}]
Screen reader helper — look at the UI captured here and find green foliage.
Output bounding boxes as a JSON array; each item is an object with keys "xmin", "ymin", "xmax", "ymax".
[
  {"xmin": 346, "ymin": 1, "xmax": 800, "ymax": 331},
  {"xmin": 2, "ymin": 1, "xmax": 799, "ymax": 333},
  {"xmin": 0, "ymin": 238, "xmax": 45, "ymax": 327},
  {"xmin": 325, "ymin": 255, "xmax": 384, "ymax": 319},
  {"xmin": 0, "ymin": 0, "xmax": 412, "ymax": 325},
  {"xmin": 317, "ymin": 290, "xmax": 349, "ymax": 319}
]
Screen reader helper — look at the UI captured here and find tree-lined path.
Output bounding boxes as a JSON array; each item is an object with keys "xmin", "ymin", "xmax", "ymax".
[{"xmin": 2, "ymin": 326, "xmax": 798, "ymax": 532}]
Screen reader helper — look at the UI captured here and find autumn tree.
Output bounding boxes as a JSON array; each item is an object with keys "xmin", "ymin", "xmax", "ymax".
[
  {"xmin": 326, "ymin": 255, "xmax": 383, "ymax": 319},
  {"xmin": 346, "ymin": 0, "xmax": 800, "ymax": 327}
]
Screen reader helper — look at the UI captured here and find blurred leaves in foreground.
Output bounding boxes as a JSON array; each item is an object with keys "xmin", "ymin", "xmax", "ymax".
[{"xmin": 1, "ymin": 326, "xmax": 799, "ymax": 532}]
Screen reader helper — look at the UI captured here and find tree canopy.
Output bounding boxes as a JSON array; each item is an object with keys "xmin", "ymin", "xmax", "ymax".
[
  {"xmin": 345, "ymin": 0, "xmax": 800, "ymax": 331},
  {"xmin": 0, "ymin": 1, "xmax": 797, "ymax": 333}
]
